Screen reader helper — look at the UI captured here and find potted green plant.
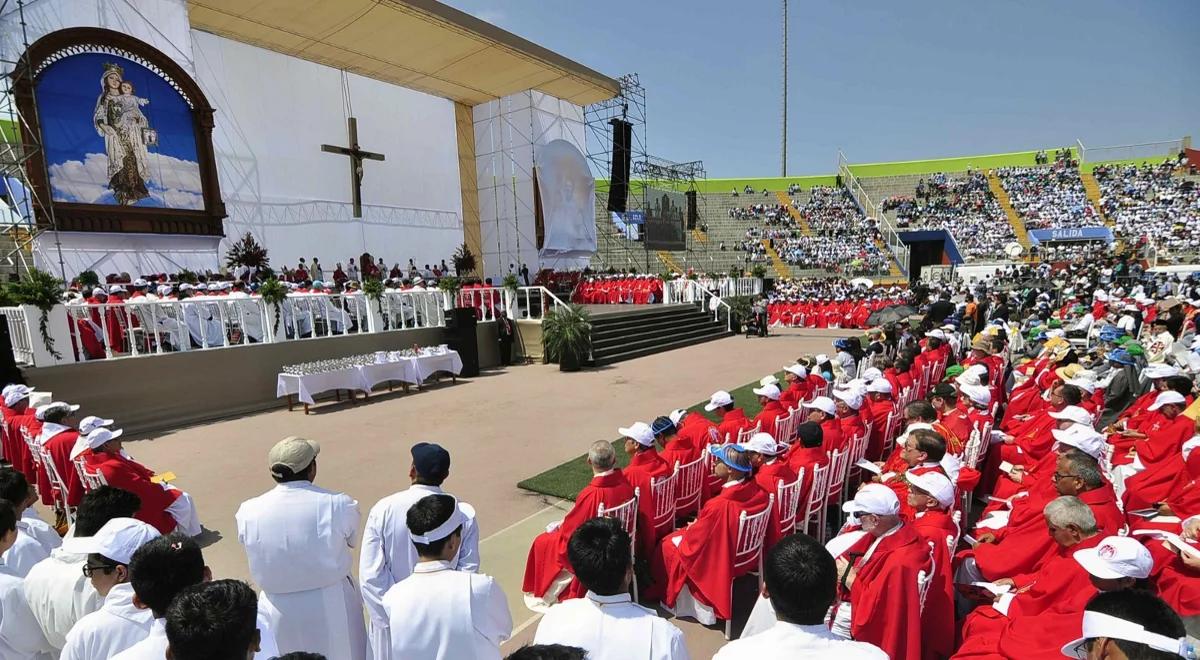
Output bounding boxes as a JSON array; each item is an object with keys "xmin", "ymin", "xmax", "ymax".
[
  {"xmin": 750, "ymin": 263, "xmax": 767, "ymax": 279},
  {"xmin": 258, "ymin": 278, "xmax": 287, "ymax": 341},
  {"xmin": 361, "ymin": 277, "xmax": 385, "ymax": 332},
  {"xmin": 727, "ymin": 296, "xmax": 751, "ymax": 334},
  {"xmin": 542, "ymin": 304, "xmax": 591, "ymax": 372},
  {"xmin": 225, "ymin": 232, "xmax": 270, "ymax": 279},
  {"xmin": 452, "ymin": 243, "xmax": 476, "ymax": 278},
  {"xmin": 76, "ymin": 270, "xmax": 100, "ymax": 291},
  {"xmin": 728, "ymin": 264, "xmax": 744, "ymax": 278},
  {"xmin": 501, "ymin": 273, "xmax": 520, "ymax": 318},
  {"xmin": 437, "ymin": 275, "xmax": 461, "ymax": 311},
  {"xmin": 11, "ymin": 268, "xmax": 65, "ymax": 361}
]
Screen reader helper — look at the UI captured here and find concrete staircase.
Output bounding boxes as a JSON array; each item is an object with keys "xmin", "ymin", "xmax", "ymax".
[
  {"xmin": 588, "ymin": 304, "xmax": 730, "ymax": 366},
  {"xmin": 759, "ymin": 239, "xmax": 792, "ymax": 279},
  {"xmin": 775, "ymin": 191, "xmax": 813, "ymax": 235},
  {"xmin": 1079, "ymin": 171, "xmax": 1113, "ymax": 226},
  {"xmin": 986, "ymin": 172, "xmax": 1031, "ymax": 250},
  {"xmin": 876, "ymin": 238, "xmax": 906, "ymax": 278},
  {"xmin": 656, "ymin": 251, "xmax": 683, "ymax": 273},
  {"xmin": 690, "ymin": 228, "xmax": 707, "ymax": 244}
]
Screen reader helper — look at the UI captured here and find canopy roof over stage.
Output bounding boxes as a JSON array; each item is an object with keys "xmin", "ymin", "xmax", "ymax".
[{"xmin": 188, "ymin": 0, "xmax": 620, "ymax": 106}]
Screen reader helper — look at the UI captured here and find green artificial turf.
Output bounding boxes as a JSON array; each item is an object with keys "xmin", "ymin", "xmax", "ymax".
[{"xmin": 516, "ymin": 373, "xmax": 781, "ymax": 501}]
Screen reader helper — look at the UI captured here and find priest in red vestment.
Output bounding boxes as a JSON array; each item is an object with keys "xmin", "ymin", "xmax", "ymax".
[
  {"xmin": 778, "ymin": 364, "xmax": 811, "ymax": 411},
  {"xmin": 751, "ymin": 384, "xmax": 787, "ymax": 439},
  {"xmin": 784, "ymin": 421, "xmax": 828, "ymax": 512},
  {"xmin": 523, "ymin": 440, "xmax": 636, "ymax": 609},
  {"xmin": 706, "ymin": 390, "xmax": 751, "ymax": 443},
  {"xmin": 863, "ymin": 379, "xmax": 896, "ymax": 461},
  {"xmin": 1144, "ymin": 516, "xmax": 1200, "ymax": 623},
  {"xmin": 832, "ymin": 389, "xmax": 867, "ymax": 452},
  {"xmin": 834, "ymin": 484, "xmax": 932, "ymax": 660},
  {"xmin": 618, "ymin": 421, "xmax": 672, "ymax": 557},
  {"xmin": 78, "ymin": 427, "xmax": 200, "ymax": 535},
  {"xmin": 648, "ymin": 444, "xmax": 769, "ymax": 625},
  {"xmin": 33, "ymin": 403, "xmax": 85, "ymax": 508},
  {"xmin": 672, "ymin": 407, "xmax": 721, "ymax": 453},
  {"xmin": 655, "ymin": 416, "xmax": 697, "ymax": 474},
  {"xmin": 744, "ymin": 432, "xmax": 798, "ymax": 552},
  {"xmin": 801, "ymin": 396, "xmax": 843, "ymax": 453},
  {"xmin": 1, "ymin": 385, "xmax": 35, "ymax": 483},
  {"xmin": 1121, "ymin": 391, "xmax": 1195, "ymax": 511},
  {"xmin": 905, "ymin": 471, "xmax": 958, "ymax": 660}
]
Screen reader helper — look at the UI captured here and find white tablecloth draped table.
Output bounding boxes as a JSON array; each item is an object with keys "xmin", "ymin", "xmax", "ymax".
[{"xmin": 276, "ymin": 350, "xmax": 464, "ymax": 406}]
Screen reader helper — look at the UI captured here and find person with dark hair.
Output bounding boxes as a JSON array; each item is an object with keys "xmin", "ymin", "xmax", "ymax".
[
  {"xmin": 800, "ymin": 396, "xmax": 843, "ymax": 453},
  {"xmin": 60, "ymin": 517, "xmax": 161, "ymax": 658},
  {"xmin": 648, "ymin": 445, "xmax": 770, "ymax": 626},
  {"xmin": 0, "ymin": 499, "xmax": 55, "ymax": 658},
  {"xmin": 24, "ymin": 485, "xmax": 140, "ymax": 652},
  {"xmin": 273, "ymin": 653, "xmax": 327, "ymax": 660},
  {"xmin": 784, "ymin": 421, "xmax": 827, "ymax": 510},
  {"xmin": 533, "ymin": 518, "xmax": 686, "ymax": 659},
  {"xmin": 719, "ymin": 534, "xmax": 885, "ymax": 657},
  {"xmin": 382, "ymin": 494, "xmax": 510, "ymax": 659},
  {"xmin": 33, "ymin": 401, "xmax": 85, "ymax": 517},
  {"xmin": 165, "ymin": 579, "xmax": 261, "ymax": 660},
  {"xmin": 505, "ymin": 645, "xmax": 587, "ymax": 660},
  {"xmin": 360, "ymin": 443, "xmax": 479, "ymax": 660},
  {"xmin": 1063, "ymin": 589, "xmax": 1188, "ymax": 660},
  {"xmin": 0, "ymin": 467, "xmax": 60, "ymax": 576},
  {"xmin": 109, "ymin": 533, "xmax": 212, "ymax": 659},
  {"xmin": 236, "ymin": 437, "xmax": 366, "ymax": 659}
]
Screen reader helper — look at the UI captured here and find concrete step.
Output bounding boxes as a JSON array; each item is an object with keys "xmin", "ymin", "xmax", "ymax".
[
  {"xmin": 592, "ymin": 328, "xmax": 731, "ymax": 366},
  {"xmin": 584, "ymin": 304, "xmax": 731, "ymax": 365}
]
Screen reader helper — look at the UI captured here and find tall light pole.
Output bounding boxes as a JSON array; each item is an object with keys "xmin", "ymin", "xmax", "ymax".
[{"xmin": 781, "ymin": 0, "xmax": 788, "ymax": 177}]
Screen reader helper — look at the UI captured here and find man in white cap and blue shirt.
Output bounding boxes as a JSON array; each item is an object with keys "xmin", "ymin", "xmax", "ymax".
[
  {"xmin": 360, "ymin": 442, "xmax": 479, "ymax": 660},
  {"xmin": 59, "ymin": 517, "xmax": 160, "ymax": 659},
  {"xmin": 236, "ymin": 436, "xmax": 366, "ymax": 660},
  {"xmin": 383, "ymin": 493, "xmax": 510, "ymax": 660}
]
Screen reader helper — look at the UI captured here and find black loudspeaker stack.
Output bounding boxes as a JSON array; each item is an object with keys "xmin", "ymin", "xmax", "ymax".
[
  {"xmin": 685, "ymin": 190, "xmax": 698, "ymax": 229},
  {"xmin": 607, "ymin": 119, "xmax": 632, "ymax": 213},
  {"xmin": 442, "ymin": 308, "xmax": 480, "ymax": 377}
]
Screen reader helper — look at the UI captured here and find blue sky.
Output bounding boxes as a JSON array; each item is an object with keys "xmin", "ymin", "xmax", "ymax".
[{"xmin": 444, "ymin": 0, "xmax": 1199, "ymax": 178}]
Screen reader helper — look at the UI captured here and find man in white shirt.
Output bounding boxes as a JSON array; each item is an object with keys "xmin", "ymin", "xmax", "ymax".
[
  {"xmin": 235, "ymin": 436, "xmax": 366, "ymax": 660},
  {"xmin": 383, "ymin": 493, "xmax": 510, "ymax": 659},
  {"xmin": 23, "ymin": 485, "xmax": 141, "ymax": 652},
  {"xmin": 110, "ymin": 532, "xmax": 208, "ymax": 659},
  {"xmin": 716, "ymin": 534, "xmax": 886, "ymax": 659},
  {"xmin": 59, "ymin": 517, "xmax": 160, "ymax": 659},
  {"xmin": 0, "ymin": 500, "xmax": 54, "ymax": 659},
  {"xmin": 0, "ymin": 469, "xmax": 61, "ymax": 577},
  {"xmin": 534, "ymin": 517, "xmax": 688, "ymax": 660},
  {"xmin": 360, "ymin": 442, "xmax": 480, "ymax": 660}
]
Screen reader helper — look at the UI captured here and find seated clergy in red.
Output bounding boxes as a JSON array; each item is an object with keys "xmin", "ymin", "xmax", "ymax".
[
  {"xmin": 1139, "ymin": 432, "xmax": 1200, "ymax": 528},
  {"xmin": 671, "ymin": 407, "xmax": 721, "ymax": 456},
  {"xmin": 33, "ymin": 402, "xmax": 85, "ymax": 509},
  {"xmin": 654, "ymin": 417, "xmax": 695, "ymax": 475},
  {"xmin": 953, "ymin": 536, "xmax": 1155, "ymax": 660},
  {"xmin": 648, "ymin": 445, "xmax": 769, "ymax": 625},
  {"xmin": 831, "ymin": 484, "xmax": 932, "ymax": 660},
  {"xmin": 904, "ymin": 471, "xmax": 957, "ymax": 660},
  {"xmin": 743, "ymin": 432, "xmax": 798, "ymax": 552},
  {"xmin": 959, "ymin": 440, "xmax": 1123, "ymax": 586},
  {"xmin": 0, "ymin": 385, "xmax": 35, "ymax": 477},
  {"xmin": 784, "ymin": 421, "xmax": 828, "ymax": 510},
  {"xmin": 524, "ymin": 440, "xmax": 635, "ymax": 610},
  {"xmin": 880, "ymin": 427, "xmax": 947, "ymax": 520},
  {"xmin": 930, "ymin": 383, "xmax": 972, "ymax": 444},
  {"xmin": 706, "ymin": 390, "xmax": 751, "ymax": 443},
  {"xmin": 751, "ymin": 384, "xmax": 786, "ymax": 439},
  {"xmin": 617, "ymin": 421, "xmax": 671, "ymax": 557},
  {"xmin": 778, "ymin": 364, "xmax": 811, "ymax": 411},
  {"xmin": 832, "ymin": 389, "xmax": 867, "ymax": 449},
  {"xmin": 801, "ymin": 396, "xmax": 843, "ymax": 453},
  {"xmin": 863, "ymin": 379, "xmax": 895, "ymax": 460},
  {"xmin": 78, "ymin": 427, "xmax": 202, "ymax": 536},
  {"xmin": 1121, "ymin": 391, "xmax": 1195, "ymax": 511},
  {"xmin": 524, "ymin": 440, "xmax": 636, "ymax": 610},
  {"xmin": 1143, "ymin": 515, "xmax": 1200, "ymax": 624},
  {"xmin": 960, "ymin": 495, "xmax": 1105, "ymax": 640}
]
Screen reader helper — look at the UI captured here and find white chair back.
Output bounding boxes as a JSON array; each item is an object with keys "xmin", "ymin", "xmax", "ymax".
[
  {"xmin": 825, "ymin": 448, "xmax": 849, "ymax": 505},
  {"xmin": 597, "ymin": 491, "xmax": 639, "ymax": 539},
  {"xmin": 650, "ymin": 471, "xmax": 678, "ymax": 536},
  {"xmin": 73, "ymin": 456, "xmax": 107, "ymax": 490},
  {"xmin": 673, "ymin": 455, "xmax": 707, "ymax": 515},
  {"xmin": 732, "ymin": 495, "xmax": 774, "ymax": 573},
  {"xmin": 35, "ymin": 443, "xmax": 72, "ymax": 518},
  {"xmin": 773, "ymin": 409, "xmax": 800, "ymax": 445},
  {"xmin": 917, "ymin": 541, "xmax": 937, "ymax": 614},
  {"xmin": 734, "ymin": 423, "xmax": 760, "ymax": 445},
  {"xmin": 801, "ymin": 460, "xmax": 831, "ymax": 542},
  {"xmin": 776, "ymin": 471, "xmax": 804, "ymax": 537}
]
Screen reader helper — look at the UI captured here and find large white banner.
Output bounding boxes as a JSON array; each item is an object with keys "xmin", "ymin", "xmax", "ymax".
[{"xmin": 536, "ymin": 139, "xmax": 596, "ymax": 259}]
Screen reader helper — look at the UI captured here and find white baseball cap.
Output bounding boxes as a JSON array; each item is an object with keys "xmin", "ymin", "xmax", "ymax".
[
  {"xmin": 832, "ymin": 389, "xmax": 864, "ymax": 410},
  {"xmin": 861, "ymin": 367, "xmax": 883, "ymax": 381},
  {"xmin": 1049, "ymin": 405, "xmax": 1094, "ymax": 427},
  {"xmin": 2, "ymin": 384, "xmax": 33, "ymax": 407},
  {"xmin": 782, "ymin": 364, "xmax": 807, "ymax": 378},
  {"xmin": 802, "ymin": 396, "xmax": 836, "ymax": 417},
  {"xmin": 78, "ymin": 415, "xmax": 114, "ymax": 435},
  {"xmin": 71, "ymin": 427, "xmax": 124, "ymax": 459},
  {"xmin": 1144, "ymin": 364, "xmax": 1180, "ymax": 380},
  {"xmin": 866, "ymin": 379, "xmax": 893, "ymax": 394},
  {"xmin": 742, "ymin": 432, "xmax": 780, "ymax": 456},
  {"xmin": 752, "ymin": 384, "xmax": 781, "ymax": 401},
  {"xmin": 34, "ymin": 401, "xmax": 79, "ymax": 421},
  {"xmin": 842, "ymin": 484, "xmax": 900, "ymax": 516},
  {"xmin": 814, "ymin": 353, "xmax": 829, "ymax": 364},
  {"xmin": 906, "ymin": 471, "xmax": 956, "ymax": 509},
  {"xmin": 668, "ymin": 409, "xmax": 689, "ymax": 426},
  {"xmin": 1066, "ymin": 377, "xmax": 1096, "ymax": 394},
  {"xmin": 1051, "ymin": 424, "xmax": 1107, "ymax": 459},
  {"xmin": 960, "ymin": 384, "xmax": 992, "ymax": 406},
  {"xmin": 704, "ymin": 391, "xmax": 734, "ymax": 412},
  {"xmin": 63, "ymin": 517, "xmax": 160, "ymax": 565},
  {"xmin": 618, "ymin": 422, "xmax": 655, "ymax": 448},
  {"xmin": 759, "ymin": 375, "xmax": 780, "ymax": 388},
  {"xmin": 1147, "ymin": 391, "xmax": 1186, "ymax": 411},
  {"xmin": 1072, "ymin": 536, "xmax": 1153, "ymax": 580}
]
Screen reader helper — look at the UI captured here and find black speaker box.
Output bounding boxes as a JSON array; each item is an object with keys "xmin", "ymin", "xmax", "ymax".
[
  {"xmin": 607, "ymin": 119, "xmax": 632, "ymax": 213},
  {"xmin": 685, "ymin": 190, "xmax": 698, "ymax": 229},
  {"xmin": 443, "ymin": 308, "xmax": 480, "ymax": 377}
]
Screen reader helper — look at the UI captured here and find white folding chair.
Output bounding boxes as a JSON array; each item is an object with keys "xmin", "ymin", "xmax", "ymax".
[
  {"xmin": 35, "ymin": 443, "xmax": 74, "ymax": 523},
  {"xmin": 772, "ymin": 409, "xmax": 799, "ymax": 445},
  {"xmin": 723, "ymin": 495, "xmax": 774, "ymax": 639},
  {"xmin": 917, "ymin": 541, "xmax": 937, "ymax": 614},
  {"xmin": 844, "ymin": 432, "xmax": 871, "ymax": 493},
  {"xmin": 824, "ymin": 448, "xmax": 850, "ymax": 530},
  {"xmin": 598, "ymin": 490, "xmax": 640, "ymax": 601},
  {"xmin": 673, "ymin": 455, "xmax": 707, "ymax": 519},
  {"xmin": 650, "ymin": 471, "xmax": 678, "ymax": 540},
  {"xmin": 800, "ymin": 460, "xmax": 830, "ymax": 542},
  {"xmin": 776, "ymin": 471, "xmax": 804, "ymax": 538},
  {"xmin": 73, "ymin": 456, "xmax": 107, "ymax": 490},
  {"xmin": 734, "ymin": 423, "xmax": 759, "ymax": 445}
]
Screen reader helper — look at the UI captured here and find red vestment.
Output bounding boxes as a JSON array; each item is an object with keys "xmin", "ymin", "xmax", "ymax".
[
  {"xmin": 716, "ymin": 408, "xmax": 751, "ymax": 444},
  {"xmin": 785, "ymin": 445, "xmax": 828, "ymax": 510},
  {"xmin": 1148, "ymin": 539, "xmax": 1200, "ymax": 616},
  {"xmin": 41, "ymin": 427, "xmax": 85, "ymax": 506},
  {"xmin": 752, "ymin": 401, "xmax": 786, "ymax": 439},
  {"xmin": 83, "ymin": 449, "xmax": 181, "ymax": 533},
  {"xmin": 1122, "ymin": 414, "xmax": 1195, "ymax": 511},
  {"xmin": 911, "ymin": 509, "xmax": 957, "ymax": 659},
  {"xmin": 753, "ymin": 459, "xmax": 798, "ymax": 551},
  {"xmin": 622, "ymin": 450, "xmax": 672, "ymax": 557},
  {"xmin": 819, "ymin": 418, "xmax": 844, "ymax": 455},
  {"xmin": 842, "ymin": 524, "xmax": 931, "ymax": 660},
  {"xmin": 649, "ymin": 479, "xmax": 770, "ymax": 620}
]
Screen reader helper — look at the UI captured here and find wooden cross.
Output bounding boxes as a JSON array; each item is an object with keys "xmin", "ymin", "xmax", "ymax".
[{"xmin": 321, "ymin": 117, "xmax": 385, "ymax": 217}]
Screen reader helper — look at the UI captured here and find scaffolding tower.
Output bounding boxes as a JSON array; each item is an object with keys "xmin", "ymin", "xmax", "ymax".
[{"xmin": 584, "ymin": 73, "xmax": 648, "ymax": 272}]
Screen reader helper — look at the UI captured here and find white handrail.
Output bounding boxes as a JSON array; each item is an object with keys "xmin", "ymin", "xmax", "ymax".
[{"xmin": 662, "ymin": 280, "xmax": 731, "ymax": 331}]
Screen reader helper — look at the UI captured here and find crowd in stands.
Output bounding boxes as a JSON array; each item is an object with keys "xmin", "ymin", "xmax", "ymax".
[
  {"xmin": 883, "ymin": 172, "xmax": 1015, "ymax": 260},
  {"xmin": 1096, "ymin": 162, "xmax": 1200, "ymax": 255},
  {"xmin": 996, "ymin": 163, "xmax": 1100, "ymax": 229},
  {"xmin": 727, "ymin": 203, "xmax": 790, "ymax": 223}
]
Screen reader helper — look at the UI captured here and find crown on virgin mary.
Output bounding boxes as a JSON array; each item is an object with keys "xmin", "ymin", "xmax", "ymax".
[{"xmin": 102, "ymin": 62, "xmax": 124, "ymax": 78}]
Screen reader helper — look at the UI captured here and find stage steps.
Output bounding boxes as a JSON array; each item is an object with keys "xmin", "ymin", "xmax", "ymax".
[
  {"xmin": 588, "ymin": 304, "xmax": 730, "ymax": 366},
  {"xmin": 656, "ymin": 251, "xmax": 683, "ymax": 273},
  {"xmin": 759, "ymin": 239, "xmax": 792, "ymax": 279},
  {"xmin": 1078, "ymin": 171, "xmax": 1113, "ymax": 226},
  {"xmin": 986, "ymin": 172, "xmax": 1032, "ymax": 251}
]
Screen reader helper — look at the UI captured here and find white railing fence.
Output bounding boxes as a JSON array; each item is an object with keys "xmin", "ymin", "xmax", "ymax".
[
  {"xmin": 0, "ymin": 306, "xmax": 34, "ymax": 365},
  {"xmin": 694, "ymin": 277, "xmax": 763, "ymax": 298},
  {"xmin": 1076, "ymin": 137, "xmax": 1187, "ymax": 165},
  {"xmin": 662, "ymin": 279, "xmax": 732, "ymax": 330},
  {"xmin": 838, "ymin": 151, "xmax": 910, "ymax": 277}
]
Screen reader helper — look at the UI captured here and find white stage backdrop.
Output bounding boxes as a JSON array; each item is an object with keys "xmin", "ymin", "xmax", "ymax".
[
  {"xmin": 535, "ymin": 139, "xmax": 596, "ymax": 259},
  {"xmin": 33, "ymin": 231, "xmax": 220, "ymax": 279}
]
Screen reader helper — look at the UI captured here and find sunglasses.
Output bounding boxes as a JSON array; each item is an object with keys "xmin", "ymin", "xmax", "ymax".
[{"xmin": 82, "ymin": 562, "xmax": 118, "ymax": 578}]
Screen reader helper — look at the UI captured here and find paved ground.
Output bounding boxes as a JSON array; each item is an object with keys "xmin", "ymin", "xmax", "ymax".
[{"xmin": 58, "ymin": 326, "xmax": 846, "ymax": 658}]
